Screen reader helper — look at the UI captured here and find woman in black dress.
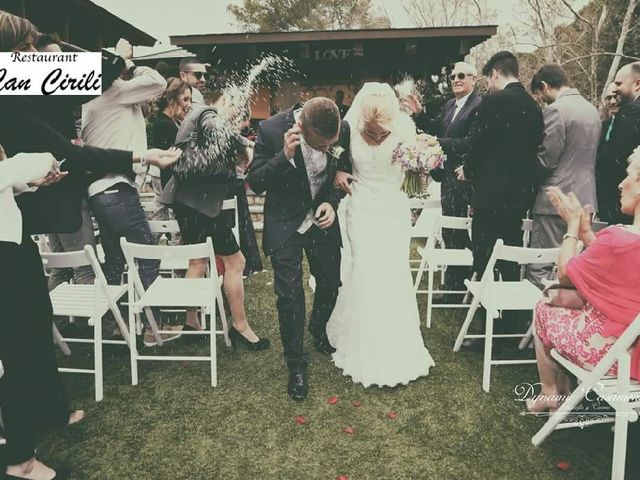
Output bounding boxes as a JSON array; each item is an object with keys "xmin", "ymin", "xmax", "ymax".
[{"xmin": 0, "ymin": 11, "xmax": 181, "ymax": 479}]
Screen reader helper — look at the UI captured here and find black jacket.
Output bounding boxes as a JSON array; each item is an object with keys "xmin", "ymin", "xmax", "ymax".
[
  {"xmin": 0, "ymin": 96, "xmax": 133, "ymax": 235},
  {"xmin": 596, "ymin": 96, "xmax": 640, "ymax": 224},
  {"xmin": 152, "ymin": 112, "xmax": 179, "ymax": 187},
  {"xmin": 247, "ymin": 105, "xmax": 351, "ymax": 256},
  {"xmin": 414, "ymin": 92, "xmax": 482, "ymax": 213},
  {"xmin": 463, "ymin": 83, "xmax": 544, "ymax": 211}
]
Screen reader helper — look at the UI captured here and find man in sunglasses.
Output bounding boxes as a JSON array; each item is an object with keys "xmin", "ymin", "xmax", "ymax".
[
  {"xmin": 179, "ymin": 58, "xmax": 208, "ymax": 105},
  {"xmin": 403, "ymin": 62, "xmax": 482, "ymax": 301}
]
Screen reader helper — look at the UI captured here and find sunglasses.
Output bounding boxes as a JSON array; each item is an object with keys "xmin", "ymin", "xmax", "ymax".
[
  {"xmin": 449, "ymin": 72, "xmax": 471, "ymax": 81},
  {"xmin": 186, "ymin": 71, "xmax": 206, "ymax": 80}
]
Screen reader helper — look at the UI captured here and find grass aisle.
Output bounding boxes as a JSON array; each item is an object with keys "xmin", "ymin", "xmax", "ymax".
[{"xmin": 39, "ymin": 255, "xmax": 612, "ymax": 479}]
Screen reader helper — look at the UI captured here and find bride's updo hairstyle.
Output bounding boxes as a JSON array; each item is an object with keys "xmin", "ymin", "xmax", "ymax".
[
  {"xmin": 0, "ymin": 10, "xmax": 39, "ymax": 51},
  {"xmin": 358, "ymin": 91, "xmax": 400, "ymax": 131}
]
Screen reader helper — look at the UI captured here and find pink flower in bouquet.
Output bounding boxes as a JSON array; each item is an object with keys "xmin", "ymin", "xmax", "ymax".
[{"xmin": 392, "ymin": 133, "xmax": 446, "ymax": 196}]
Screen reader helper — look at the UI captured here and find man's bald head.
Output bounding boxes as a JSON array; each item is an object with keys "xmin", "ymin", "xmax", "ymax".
[{"xmin": 614, "ymin": 62, "xmax": 640, "ymax": 104}]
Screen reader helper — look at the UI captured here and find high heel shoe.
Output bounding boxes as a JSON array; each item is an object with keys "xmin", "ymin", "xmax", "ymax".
[{"xmin": 228, "ymin": 326, "xmax": 270, "ymax": 351}]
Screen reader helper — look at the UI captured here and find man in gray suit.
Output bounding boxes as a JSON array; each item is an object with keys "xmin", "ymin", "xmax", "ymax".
[{"xmin": 527, "ymin": 64, "xmax": 601, "ymax": 289}]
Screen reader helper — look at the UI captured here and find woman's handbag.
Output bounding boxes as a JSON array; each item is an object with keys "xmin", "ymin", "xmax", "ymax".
[{"xmin": 543, "ymin": 284, "xmax": 587, "ymax": 309}]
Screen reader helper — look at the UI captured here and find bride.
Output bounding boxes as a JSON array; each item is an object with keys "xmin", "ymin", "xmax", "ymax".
[{"xmin": 326, "ymin": 82, "xmax": 435, "ymax": 387}]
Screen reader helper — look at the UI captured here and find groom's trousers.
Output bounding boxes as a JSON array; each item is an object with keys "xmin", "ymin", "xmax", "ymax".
[{"xmin": 270, "ymin": 225, "xmax": 341, "ymax": 367}]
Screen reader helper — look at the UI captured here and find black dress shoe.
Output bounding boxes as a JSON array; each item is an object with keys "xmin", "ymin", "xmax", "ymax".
[
  {"xmin": 310, "ymin": 333, "xmax": 336, "ymax": 355},
  {"xmin": 287, "ymin": 366, "xmax": 309, "ymax": 401}
]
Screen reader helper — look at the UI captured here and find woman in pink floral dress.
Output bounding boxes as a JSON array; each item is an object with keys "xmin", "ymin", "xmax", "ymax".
[{"xmin": 529, "ymin": 149, "xmax": 640, "ymax": 413}]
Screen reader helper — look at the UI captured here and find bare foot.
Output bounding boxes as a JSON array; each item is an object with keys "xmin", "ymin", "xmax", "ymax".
[
  {"xmin": 525, "ymin": 398, "xmax": 560, "ymax": 415},
  {"xmin": 68, "ymin": 409, "xmax": 85, "ymax": 425},
  {"xmin": 6, "ymin": 457, "xmax": 56, "ymax": 480}
]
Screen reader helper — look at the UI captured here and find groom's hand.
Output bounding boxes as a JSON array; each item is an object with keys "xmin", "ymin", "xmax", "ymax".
[
  {"xmin": 284, "ymin": 122, "xmax": 302, "ymax": 160},
  {"xmin": 315, "ymin": 203, "xmax": 336, "ymax": 229},
  {"xmin": 334, "ymin": 170, "xmax": 358, "ymax": 195}
]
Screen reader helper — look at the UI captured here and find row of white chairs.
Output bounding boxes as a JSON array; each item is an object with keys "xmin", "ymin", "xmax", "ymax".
[
  {"xmin": 411, "ymin": 211, "xmax": 640, "ymax": 479},
  {"xmin": 44, "ymin": 238, "xmax": 228, "ymax": 401}
]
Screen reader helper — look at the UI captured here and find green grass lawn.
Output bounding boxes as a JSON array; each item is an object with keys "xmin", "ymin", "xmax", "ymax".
[{"xmin": 35, "ymin": 251, "xmax": 614, "ymax": 480}]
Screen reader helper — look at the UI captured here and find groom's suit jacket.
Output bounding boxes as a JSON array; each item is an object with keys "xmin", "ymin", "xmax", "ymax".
[
  {"xmin": 248, "ymin": 104, "xmax": 352, "ymax": 256},
  {"xmin": 413, "ymin": 92, "xmax": 482, "ymax": 215}
]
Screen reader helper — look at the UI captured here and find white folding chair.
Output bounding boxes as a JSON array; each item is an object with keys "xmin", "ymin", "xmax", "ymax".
[
  {"xmin": 121, "ymin": 238, "xmax": 230, "ymax": 387},
  {"xmin": 532, "ymin": 313, "xmax": 640, "ymax": 480},
  {"xmin": 409, "ymin": 197, "xmax": 442, "ymax": 273},
  {"xmin": 148, "ymin": 219, "xmax": 188, "ymax": 275},
  {"xmin": 414, "ymin": 215, "xmax": 473, "ymax": 328},
  {"xmin": 42, "ymin": 246, "xmax": 130, "ymax": 401},
  {"xmin": 453, "ymin": 240, "xmax": 560, "ymax": 392},
  {"xmin": 0, "ymin": 361, "xmax": 4, "ymax": 446}
]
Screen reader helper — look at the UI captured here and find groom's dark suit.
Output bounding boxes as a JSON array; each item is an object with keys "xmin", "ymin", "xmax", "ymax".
[
  {"xmin": 414, "ymin": 92, "xmax": 482, "ymax": 289},
  {"xmin": 248, "ymin": 105, "xmax": 351, "ymax": 368}
]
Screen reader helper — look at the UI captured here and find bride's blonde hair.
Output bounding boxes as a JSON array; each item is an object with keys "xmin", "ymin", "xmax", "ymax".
[{"xmin": 358, "ymin": 91, "xmax": 399, "ymax": 129}]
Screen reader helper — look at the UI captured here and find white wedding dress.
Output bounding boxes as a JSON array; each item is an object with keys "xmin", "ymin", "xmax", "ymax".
[{"xmin": 326, "ymin": 94, "xmax": 435, "ymax": 388}]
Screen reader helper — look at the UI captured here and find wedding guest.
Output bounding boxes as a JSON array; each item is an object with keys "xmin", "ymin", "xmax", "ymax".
[
  {"xmin": 31, "ymin": 33, "xmax": 97, "ymax": 291},
  {"xmin": 335, "ymin": 90, "xmax": 350, "ymax": 118},
  {"xmin": 526, "ymin": 64, "xmax": 601, "ymax": 289},
  {"xmin": 458, "ymin": 51, "xmax": 544, "ymax": 282},
  {"xmin": 404, "ymin": 61, "xmax": 482, "ymax": 297},
  {"xmin": 528, "ymin": 151, "xmax": 640, "ymax": 414},
  {"xmin": 235, "ymin": 107, "xmax": 264, "ymax": 276},
  {"xmin": 82, "ymin": 40, "xmax": 179, "ymax": 346},
  {"xmin": 150, "ymin": 77, "xmax": 192, "ymax": 221},
  {"xmin": 0, "ymin": 12, "xmax": 181, "ymax": 479},
  {"xmin": 161, "ymin": 103, "xmax": 270, "ymax": 348},
  {"xmin": 179, "ymin": 58, "xmax": 208, "ymax": 106},
  {"xmin": 600, "ymin": 82, "xmax": 620, "ymax": 122},
  {"xmin": 596, "ymin": 62, "xmax": 640, "ymax": 224}
]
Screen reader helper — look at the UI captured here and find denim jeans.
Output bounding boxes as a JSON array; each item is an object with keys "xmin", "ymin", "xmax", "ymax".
[{"xmin": 89, "ymin": 184, "xmax": 159, "ymax": 327}]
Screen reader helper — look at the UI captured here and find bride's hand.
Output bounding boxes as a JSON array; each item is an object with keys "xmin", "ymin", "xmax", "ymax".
[
  {"xmin": 315, "ymin": 203, "xmax": 336, "ymax": 229},
  {"xmin": 334, "ymin": 170, "xmax": 358, "ymax": 195}
]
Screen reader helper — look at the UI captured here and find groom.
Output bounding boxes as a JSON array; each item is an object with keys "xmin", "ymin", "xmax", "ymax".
[{"xmin": 248, "ymin": 97, "xmax": 351, "ymax": 401}]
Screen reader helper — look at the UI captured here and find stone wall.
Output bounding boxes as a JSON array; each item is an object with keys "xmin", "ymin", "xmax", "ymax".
[{"xmin": 246, "ymin": 190, "xmax": 265, "ymax": 231}]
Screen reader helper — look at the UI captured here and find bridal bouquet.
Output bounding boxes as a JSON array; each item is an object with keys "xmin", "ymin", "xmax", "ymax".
[{"xmin": 392, "ymin": 133, "xmax": 446, "ymax": 197}]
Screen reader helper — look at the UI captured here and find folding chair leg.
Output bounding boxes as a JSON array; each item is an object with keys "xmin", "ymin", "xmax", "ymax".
[
  {"xmin": 426, "ymin": 266, "xmax": 434, "ymax": 329},
  {"xmin": 129, "ymin": 309, "xmax": 139, "ymax": 386},
  {"xmin": 210, "ymin": 303, "xmax": 217, "ymax": 387},
  {"xmin": 52, "ymin": 323, "xmax": 71, "ymax": 356},
  {"xmin": 143, "ymin": 306, "xmax": 163, "ymax": 346},
  {"xmin": 532, "ymin": 385, "xmax": 588, "ymax": 446},
  {"xmin": 612, "ymin": 414, "xmax": 629, "ymax": 480},
  {"xmin": 217, "ymin": 289, "xmax": 231, "ymax": 347},
  {"xmin": 93, "ymin": 316, "xmax": 104, "ymax": 402},
  {"xmin": 462, "ymin": 272, "xmax": 477, "ymax": 304},
  {"xmin": 519, "ymin": 321, "xmax": 534, "ymax": 350},
  {"xmin": 110, "ymin": 304, "xmax": 131, "ymax": 345},
  {"xmin": 414, "ymin": 255, "xmax": 427, "ymax": 292},
  {"xmin": 453, "ymin": 291, "xmax": 481, "ymax": 352},
  {"xmin": 482, "ymin": 309, "xmax": 494, "ymax": 392}
]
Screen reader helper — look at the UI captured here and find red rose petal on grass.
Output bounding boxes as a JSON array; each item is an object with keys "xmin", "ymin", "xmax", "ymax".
[
  {"xmin": 327, "ymin": 395, "xmax": 340, "ymax": 405},
  {"xmin": 343, "ymin": 427, "xmax": 354, "ymax": 435},
  {"xmin": 294, "ymin": 416, "xmax": 308, "ymax": 425},
  {"xmin": 337, "ymin": 476, "xmax": 350, "ymax": 480},
  {"xmin": 387, "ymin": 411, "xmax": 397, "ymax": 420},
  {"xmin": 555, "ymin": 461, "xmax": 571, "ymax": 471},
  {"xmin": 352, "ymin": 400, "xmax": 362, "ymax": 407}
]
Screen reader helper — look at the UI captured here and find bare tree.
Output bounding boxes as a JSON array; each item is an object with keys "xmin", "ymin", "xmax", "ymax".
[
  {"xmin": 398, "ymin": 0, "xmax": 495, "ymax": 27},
  {"xmin": 601, "ymin": 0, "xmax": 638, "ymax": 98}
]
